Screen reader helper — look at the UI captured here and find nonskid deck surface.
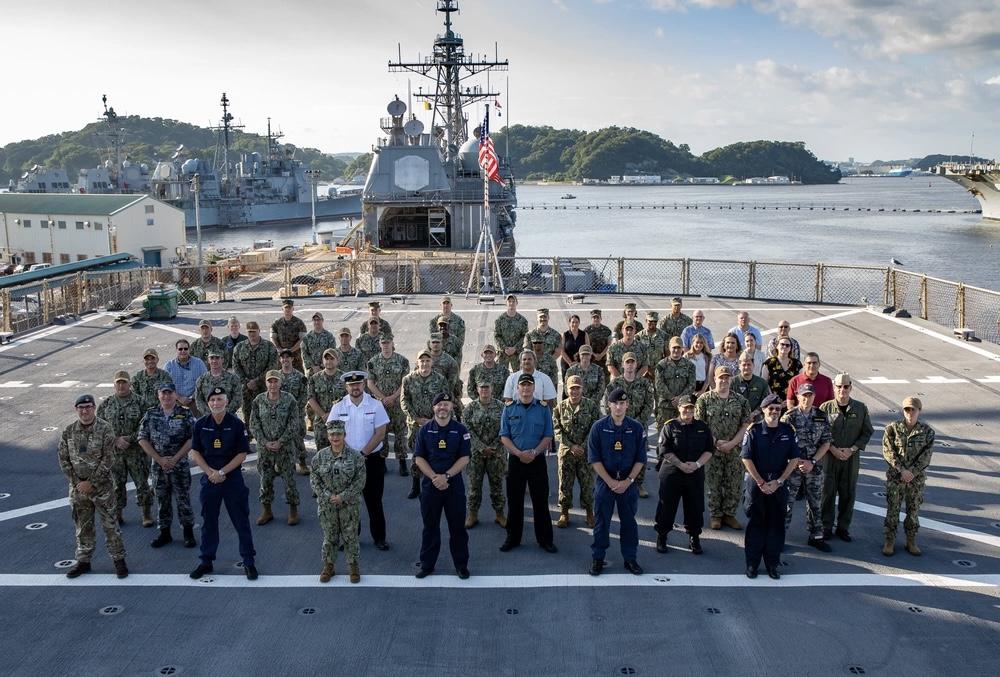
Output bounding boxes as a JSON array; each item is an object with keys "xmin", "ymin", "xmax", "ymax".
[{"xmin": 1, "ymin": 295, "xmax": 999, "ymax": 676}]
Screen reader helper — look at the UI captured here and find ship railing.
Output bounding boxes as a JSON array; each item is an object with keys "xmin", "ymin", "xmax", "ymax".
[{"xmin": 4, "ymin": 257, "xmax": 1000, "ymax": 346}]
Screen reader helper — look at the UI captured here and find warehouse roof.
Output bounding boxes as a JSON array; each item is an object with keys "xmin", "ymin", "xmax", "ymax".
[{"xmin": 0, "ymin": 193, "xmax": 160, "ymax": 216}]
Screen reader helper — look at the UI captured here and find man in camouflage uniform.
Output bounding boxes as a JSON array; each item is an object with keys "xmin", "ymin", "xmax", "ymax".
[
  {"xmin": 435, "ymin": 316, "xmax": 464, "ymax": 363},
  {"xmin": 467, "ymin": 344, "xmax": 509, "ymax": 402},
  {"xmin": 608, "ymin": 324, "xmax": 647, "ymax": 379},
  {"xmin": 564, "ymin": 345, "xmax": 605, "ymax": 403},
  {"xmin": 335, "ymin": 326, "xmax": 365, "ymax": 373},
  {"xmin": 222, "ymin": 316, "xmax": 247, "ymax": 370},
  {"xmin": 494, "ymin": 293, "xmax": 528, "ymax": 371},
  {"xmin": 530, "ymin": 337, "xmax": 560, "ymax": 386},
  {"xmin": 138, "ymin": 383, "xmax": 196, "ymax": 549},
  {"xmin": 584, "ymin": 309, "xmax": 612, "ymax": 374},
  {"xmin": 463, "ymin": 380, "xmax": 506, "ymax": 529},
  {"xmin": 249, "ymin": 370, "xmax": 301, "ymax": 527},
  {"xmin": 524, "ymin": 308, "xmax": 562, "ymax": 359},
  {"xmin": 368, "ymin": 335, "xmax": 411, "ymax": 475},
  {"xmin": 59, "ymin": 393, "xmax": 128, "ymax": 579},
  {"xmin": 195, "ymin": 351, "xmax": 243, "ymax": 415},
  {"xmin": 359, "ymin": 300, "xmax": 392, "ymax": 338},
  {"xmin": 553, "ymin": 375, "xmax": 600, "ymax": 528},
  {"xmin": 429, "ymin": 295, "xmax": 466, "ymax": 346},
  {"xmin": 654, "ymin": 337, "xmax": 696, "ymax": 432},
  {"xmin": 637, "ymin": 311, "xmax": 668, "ymax": 381},
  {"xmin": 232, "ymin": 321, "xmax": 279, "ymax": 423},
  {"xmin": 356, "ymin": 318, "xmax": 383, "ymax": 366},
  {"xmin": 189, "ymin": 319, "xmax": 226, "ymax": 363},
  {"xmin": 881, "ymin": 396, "xmax": 935, "ymax": 557},
  {"xmin": 780, "ymin": 382, "xmax": 833, "ymax": 551},
  {"xmin": 270, "ymin": 298, "xmax": 307, "ymax": 372},
  {"xmin": 96, "ymin": 371, "xmax": 152, "ymax": 527},
  {"xmin": 428, "ymin": 332, "xmax": 462, "ymax": 419},
  {"xmin": 310, "ymin": 420, "xmax": 366, "ymax": 583},
  {"xmin": 307, "ymin": 349, "xmax": 346, "ymax": 446},
  {"xmin": 694, "ymin": 366, "xmax": 752, "ymax": 530},
  {"xmin": 278, "ymin": 349, "xmax": 310, "ymax": 475},
  {"xmin": 604, "ymin": 353, "xmax": 655, "ymax": 497},
  {"xmin": 734, "ymin": 350, "xmax": 770, "ymax": 421},
  {"xmin": 302, "ymin": 311, "xmax": 337, "ymax": 376},
  {"xmin": 131, "ymin": 348, "xmax": 173, "ymax": 412},
  {"xmin": 658, "ymin": 297, "xmax": 692, "ymax": 340},
  {"xmin": 613, "ymin": 302, "xmax": 643, "ymax": 340},
  {"xmin": 401, "ymin": 350, "xmax": 449, "ymax": 499}
]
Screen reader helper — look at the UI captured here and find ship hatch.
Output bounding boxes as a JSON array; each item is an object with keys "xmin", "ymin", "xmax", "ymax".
[{"xmin": 378, "ymin": 207, "xmax": 451, "ymax": 248}]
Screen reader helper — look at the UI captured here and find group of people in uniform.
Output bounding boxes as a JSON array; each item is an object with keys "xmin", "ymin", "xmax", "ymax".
[{"xmin": 56, "ymin": 294, "xmax": 936, "ymax": 581}]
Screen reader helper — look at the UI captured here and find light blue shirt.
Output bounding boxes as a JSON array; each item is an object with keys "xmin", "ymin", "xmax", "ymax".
[
  {"xmin": 729, "ymin": 325, "xmax": 763, "ymax": 350},
  {"xmin": 680, "ymin": 324, "xmax": 715, "ymax": 350},
  {"xmin": 164, "ymin": 356, "xmax": 207, "ymax": 397}
]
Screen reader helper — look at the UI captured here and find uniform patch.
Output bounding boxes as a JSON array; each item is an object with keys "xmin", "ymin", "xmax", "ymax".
[{"xmin": 438, "ymin": 439, "xmax": 447, "ymax": 449}]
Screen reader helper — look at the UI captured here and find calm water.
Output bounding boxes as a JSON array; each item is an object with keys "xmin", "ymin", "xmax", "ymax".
[{"xmin": 199, "ymin": 176, "xmax": 1000, "ymax": 290}]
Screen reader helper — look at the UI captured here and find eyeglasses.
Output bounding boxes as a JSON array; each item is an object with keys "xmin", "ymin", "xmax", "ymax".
[
  {"xmin": 765, "ymin": 406, "xmax": 783, "ymax": 413},
  {"xmin": 177, "ymin": 347, "xmax": 189, "ymax": 351}
]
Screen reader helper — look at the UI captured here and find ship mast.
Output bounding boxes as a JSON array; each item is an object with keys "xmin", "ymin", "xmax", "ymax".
[
  {"xmin": 389, "ymin": 0, "xmax": 507, "ymax": 162},
  {"xmin": 211, "ymin": 93, "xmax": 244, "ymax": 190},
  {"xmin": 95, "ymin": 94, "xmax": 125, "ymax": 188}
]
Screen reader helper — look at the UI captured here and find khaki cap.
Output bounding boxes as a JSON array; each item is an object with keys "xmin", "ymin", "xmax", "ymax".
[
  {"xmin": 417, "ymin": 349, "xmax": 432, "ymax": 359},
  {"xmin": 566, "ymin": 375, "xmax": 583, "ymax": 389},
  {"xmin": 143, "ymin": 348, "xmax": 158, "ymax": 359},
  {"xmin": 481, "ymin": 344, "xmax": 497, "ymax": 354},
  {"xmin": 578, "ymin": 345, "xmax": 593, "ymax": 356},
  {"xmin": 714, "ymin": 365, "xmax": 733, "ymax": 378},
  {"xmin": 198, "ymin": 319, "xmax": 211, "ymax": 328},
  {"xmin": 338, "ymin": 327, "xmax": 351, "ymax": 336},
  {"xmin": 833, "ymin": 373, "xmax": 852, "ymax": 386},
  {"xmin": 668, "ymin": 337, "xmax": 683, "ymax": 349},
  {"xmin": 113, "ymin": 370, "xmax": 130, "ymax": 382},
  {"xmin": 265, "ymin": 370, "xmax": 281, "ymax": 381},
  {"xmin": 312, "ymin": 312, "xmax": 324, "ymax": 320},
  {"xmin": 623, "ymin": 352, "xmax": 637, "ymax": 363},
  {"xmin": 901, "ymin": 396, "xmax": 922, "ymax": 410},
  {"xmin": 322, "ymin": 348, "xmax": 339, "ymax": 360}
]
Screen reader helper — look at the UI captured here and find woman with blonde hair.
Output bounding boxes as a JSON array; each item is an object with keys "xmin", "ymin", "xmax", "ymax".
[{"xmin": 685, "ymin": 333, "xmax": 713, "ymax": 395}]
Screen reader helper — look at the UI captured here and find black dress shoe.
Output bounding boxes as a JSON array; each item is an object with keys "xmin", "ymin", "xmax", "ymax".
[
  {"xmin": 540, "ymin": 543, "xmax": 558, "ymax": 554},
  {"xmin": 822, "ymin": 528, "xmax": 834, "ymax": 541},
  {"xmin": 623, "ymin": 560, "xmax": 643, "ymax": 575},
  {"xmin": 189, "ymin": 563, "xmax": 213, "ymax": 580},
  {"xmin": 456, "ymin": 567, "xmax": 470, "ymax": 579},
  {"xmin": 689, "ymin": 536, "xmax": 703, "ymax": 555},
  {"xmin": 415, "ymin": 568, "xmax": 433, "ymax": 579},
  {"xmin": 655, "ymin": 534, "xmax": 668, "ymax": 553},
  {"xmin": 589, "ymin": 559, "xmax": 605, "ymax": 576},
  {"xmin": 836, "ymin": 528, "xmax": 852, "ymax": 542},
  {"xmin": 374, "ymin": 541, "xmax": 390, "ymax": 551},
  {"xmin": 808, "ymin": 537, "xmax": 832, "ymax": 553},
  {"xmin": 745, "ymin": 566, "xmax": 758, "ymax": 579},
  {"xmin": 499, "ymin": 541, "xmax": 518, "ymax": 552},
  {"xmin": 767, "ymin": 566, "xmax": 781, "ymax": 580}
]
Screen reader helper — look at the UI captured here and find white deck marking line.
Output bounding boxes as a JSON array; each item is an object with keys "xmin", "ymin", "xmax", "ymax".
[
  {"xmin": 0, "ymin": 572, "xmax": 997, "ymax": 590},
  {"xmin": 917, "ymin": 376, "xmax": 968, "ymax": 384},
  {"xmin": 867, "ymin": 309, "xmax": 1000, "ymax": 363},
  {"xmin": 760, "ymin": 308, "xmax": 865, "ymax": 336},
  {"xmin": 854, "ymin": 500, "xmax": 1000, "ymax": 550},
  {"xmin": 0, "ymin": 313, "xmax": 112, "ymax": 353},
  {"xmin": 132, "ymin": 321, "xmax": 199, "ymax": 338},
  {"xmin": 0, "ymin": 454, "xmax": 258, "ymax": 523},
  {"xmin": 858, "ymin": 377, "xmax": 910, "ymax": 384}
]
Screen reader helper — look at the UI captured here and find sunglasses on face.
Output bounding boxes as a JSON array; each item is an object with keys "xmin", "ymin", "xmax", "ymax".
[{"xmin": 765, "ymin": 406, "xmax": 783, "ymax": 413}]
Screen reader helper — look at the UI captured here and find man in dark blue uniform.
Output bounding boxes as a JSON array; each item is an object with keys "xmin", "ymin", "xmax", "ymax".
[
  {"xmin": 412, "ymin": 392, "xmax": 471, "ymax": 579},
  {"xmin": 188, "ymin": 387, "xmax": 258, "ymax": 580},
  {"xmin": 740, "ymin": 393, "xmax": 801, "ymax": 580},
  {"xmin": 587, "ymin": 387, "xmax": 647, "ymax": 575},
  {"xmin": 499, "ymin": 373, "xmax": 557, "ymax": 554}
]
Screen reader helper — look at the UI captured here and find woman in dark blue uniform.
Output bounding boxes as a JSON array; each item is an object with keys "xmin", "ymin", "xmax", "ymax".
[
  {"xmin": 740, "ymin": 393, "xmax": 801, "ymax": 579},
  {"xmin": 188, "ymin": 387, "xmax": 258, "ymax": 580},
  {"xmin": 412, "ymin": 392, "xmax": 471, "ymax": 579}
]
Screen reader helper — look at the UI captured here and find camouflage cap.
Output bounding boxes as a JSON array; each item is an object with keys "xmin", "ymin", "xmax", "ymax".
[
  {"xmin": 265, "ymin": 370, "xmax": 281, "ymax": 381},
  {"xmin": 624, "ymin": 302, "xmax": 637, "ymax": 311},
  {"xmin": 338, "ymin": 326, "xmax": 351, "ymax": 336},
  {"xmin": 646, "ymin": 311, "xmax": 659, "ymax": 321},
  {"xmin": 671, "ymin": 297, "xmax": 682, "ymax": 306},
  {"xmin": 623, "ymin": 352, "xmax": 637, "ymax": 362},
  {"xmin": 368, "ymin": 301, "xmax": 381, "ymax": 308},
  {"xmin": 75, "ymin": 394, "xmax": 96, "ymax": 407},
  {"xmin": 367, "ymin": 317, "xmax": 381, "ymax": 326},
  {"xmin": 378, "ymin": 334, "xmax": 394, "ymax": 343},
  {"xmin": 530, "ymin": 336, "xmax": 544, "ymax": 344},
  {"xmin": 536, "ymin": 308, "xmax": 549, "ymax": 317},
  {"xmin": 429, "ymin": 332, "xmax": 443, "ymax": 342},
  {"xmin": 327, "ymin": 419, "xmax": 346, "ymax": 435},
  {"xmin": 312, "ymin": 312, "xmax": 324, "ymax": 320},
  {"xmin": 677, "ymin": 394, "xmax": 696, "ymax": 408},
  {"xmin": 901, "ymin": 396, "xmax": 922, "ymax": 410},
  {"xmin": 578, "ymin": 344, "xmax": 593, "ymax": 355},
  {"xmin": 505, "ymin": 293, "xmax": 517, "ymax": 301},
  {"xmin": 207, "ymin": 349, "xmax": 224, "ymax": 359},
  {"xmin": 566, "ymin": 375, "xmax": 583, "ymax": 389},
  {"xmin": 476, "ymin": 378, "xmax": 493, "ymax": 388},
  {"xmin": 714, "ymin": 365, "xmax": 733, "ymax": 378},
  {"xmin": 417, "ymin": 349, "xmax": 432, "ymax": 360},
  {"xmin": 623, "ymin": 323, "xmax": 636, "ymax": 332},
  {"xmin": 481, "ymin": 344, "xmax": 497, "ymax": 354},
  {"xmin": 143, "ymin": 348, "xmax": 158, "ymax": 359},
  {"xmin": 590, "ymin": 308, "xmax": 602, "ymax": 317},
  {"xmin": 246, "ymin": 321, "xmax": 260, "ymax": 331},
  {"xmin": 440, "ymin": 295, "xmax": 452, "ymax": 303},
  {"xmin": 322, "ymin": 348, "xmax": 339, "ymax": 360},
  {"xmin": 113, "ymin": 370, "xmax": 130, "ymax": 382},
  {"xmin": 198, "ymin": 319, "xmax": 211, "ymax": 328}
]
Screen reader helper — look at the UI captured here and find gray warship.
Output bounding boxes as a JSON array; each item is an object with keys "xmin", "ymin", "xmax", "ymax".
[{"xmin": 361, "ymin": 0, "xmax": 517, "ymax": 256}]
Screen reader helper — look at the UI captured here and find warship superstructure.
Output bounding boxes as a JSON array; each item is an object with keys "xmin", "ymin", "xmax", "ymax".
[
  {"xmin": 361, "ymin": 0, "xmax": 517, "ymax": 255},
  {"xmin": 935, "ymin": 162, "xmax": 1000, "ymax": 221}
]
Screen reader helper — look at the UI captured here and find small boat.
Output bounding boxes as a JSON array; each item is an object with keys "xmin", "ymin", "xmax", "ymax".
[{"xmin": 561, "ymin": 193, "xmax": 577, "ymax": 200}]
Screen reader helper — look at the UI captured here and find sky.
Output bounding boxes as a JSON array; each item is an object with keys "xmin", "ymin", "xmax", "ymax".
[{"xmin": 3, "ymin": 0, "xmax": 999, "ymax": 162}]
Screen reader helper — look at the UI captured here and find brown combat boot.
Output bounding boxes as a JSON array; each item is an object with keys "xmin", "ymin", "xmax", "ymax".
[
  {"xmin": 464, "ymin": 511, "xmax": 479, "ymax": 529},
  {"xmin": 287, "ymin": 505, "xmax": 300, "ymax": 526},
  {"xmin": 882, "ymin": 534, "xmax": 895, "ymax": 556},
  {"xmin": 710, "ymin": 517, "xmax": 723, "ymax": 530},
  {"xmin": 256, "ymin": 503, "xmax": 273, "ymax": 526},
  {"xmin": 556, "ymin": 509, "xmax": 570, "ymax": 528},
  {"xmin": 638, "ymin": 484, "xmax": 649, "ymax": 499},
  {"xmin": 141, "ymin": 504, "xmax": 154, "ymax": 528},
  {"xmin": 723, "ymin": 515, "xmax": 742, "ymax": 529},
  {"xmin": 905, "ymin": 534, "xmax": 922, "ymax": 556},
  {"xmin": 319, "ymin": 563, "xmax": 334, "ymax": 583},
  {"xmin": 494, "ymin": 512, "xmax": 507, "ymax": 529},
  {"xmin": 585, "ymin": 508, "xmax": 595, "ymax": 529},
  {"xmin": 349, "ymin": 563, "xmax": 360, "ymax": 584},
  {"xmin": 295, "ymin": 462, "xmax": 310, "ymax": 476}
]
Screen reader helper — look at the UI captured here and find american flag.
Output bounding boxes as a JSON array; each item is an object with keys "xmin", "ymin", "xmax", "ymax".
[{"xmin": 478, "ymin": 107, "xmax": 505, "ymax": 185}]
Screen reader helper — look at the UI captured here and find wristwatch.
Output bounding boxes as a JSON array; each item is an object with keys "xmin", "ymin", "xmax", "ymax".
[
  {"xmin": 776, "ymin": 479, "xmax": 784, "ymax": 487},
  {"xmin": 444, "ymin": 472, "xmax": 451, "ymax": 480},
  {"xmin": 217, "ymin": 469, "xmax": 226, "ymax": 478}
]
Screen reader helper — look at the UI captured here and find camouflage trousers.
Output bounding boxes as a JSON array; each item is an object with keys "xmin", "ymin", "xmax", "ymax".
[
  {"xmin": 311, "ymin": 413, "xmax": 329, "ymax": 448},
  {"xmin": 467, "ymin": 449, "xmax": 507, "ymax": 514},
  {"xmin": 258, "ymin": 447, "xmax": 300, "ymax": 506},
  {"xmin": 706, "ymin": 450, "xmax": 743, "ymax": 518},
  {"xmin": 241, "ymin": 387, "xmax": 261, "ymax": 429},
  {"xmin": 319, "ymin": 503, "xmax": 360, "ymax": 565},
  {"xmin": 151, "ymin": 460, "xmax": 194, "ymax": 530},
  {"xmin": 70, "ymin": 485, "xmax": 125, "ymax": 563},
  {"xmin": 784, "ymin": 466, "xmax": 825, "ymax": 539},
  {"xmin": 883, "ymin": 473, "xmax": 926, "ymax": 539},
  {"xmin": 384, "ymin": 402, "xmax": 408, "ymax": 461},
  {"xmin": 112, "ymin": 446, "xmax": 152, "ymax": 512},
  {"xmin": 557, "ymin": 449, "xmax": 594, "ymax": 511},
  {"xmin": 498, "ymin": 351, "xmax": 519, "ymax": 372},
  {"xmin": 655, "ymin": 404, "xmax": 680, "ymax": 433},
  {"xmin": 409, "ymin": 424, "xmax": 425, "ymax": 479}
]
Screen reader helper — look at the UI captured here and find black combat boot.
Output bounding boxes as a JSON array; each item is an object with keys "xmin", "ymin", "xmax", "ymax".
[
  {"xmin": 182, "ymin": 525, "xmax": 197, "ymax": 548},
  {"xmin": 407, "ymin": 473, "xmax": 420, "ymax": 499},
  {"xmin": 150, "ymin": 529, "xmax": 172, "ymax": 548},
  {"xmin": 398, "ymin": 458, "xmax": 409, "ymax": 476}
]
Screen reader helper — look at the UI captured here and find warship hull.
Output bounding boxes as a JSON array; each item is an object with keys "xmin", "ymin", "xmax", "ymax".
[
  {"xmin": 935, "ymin": 164, "xmax": 1000, "ymax": 221},
  {"xmin": 181, "ymin": 194, "xmax": 362, "ymax": 228}
]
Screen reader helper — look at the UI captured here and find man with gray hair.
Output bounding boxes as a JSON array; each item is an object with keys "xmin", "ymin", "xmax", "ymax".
[
  {"xmin": 819, "ymin": 373, "xmax": 873, "ymax": 542},
  {"xmin": 729, "ymin": 311, "xmax": 762, "ymax": 349},
  {"xmin": 502, "ymin": 350, "xmax": 557, "ymax": 404}
]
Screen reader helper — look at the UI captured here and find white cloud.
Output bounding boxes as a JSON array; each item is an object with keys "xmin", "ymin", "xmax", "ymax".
[{"xmin": 986, "ymin": 75, "xmax": 1000, "ymax": 86}]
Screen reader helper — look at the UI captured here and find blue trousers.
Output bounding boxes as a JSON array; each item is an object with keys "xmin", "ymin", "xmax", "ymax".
[
  {"xmin": 591, "ymin": 481, "xmax": 639, "ymax": 561},
  {"xmin": 419, "ymin": 478, "xmax": 469, "ymax": 571},
  {"xmin": 199, "ymin": 471, "xmax": 256, "ymax": 567}
]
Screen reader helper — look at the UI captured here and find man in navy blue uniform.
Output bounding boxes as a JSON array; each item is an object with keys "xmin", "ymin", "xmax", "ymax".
[
  {"xmin": 740, "ymin": 393, "xmax": 802, "ymax": 580},
  {"xmin": 499, "ymin": 373, "xmax": 557, "ymax": 554},
  {"xmin": 188, "ymin": 387, "xmax": 258, "ymax": 580},
  {"xmin": 412, "ymin": 392, "xmax": 472, "ymax": 579},
  {"xmin": 588, "ymin": 387, "xmax": 647, "ymax": 575}
]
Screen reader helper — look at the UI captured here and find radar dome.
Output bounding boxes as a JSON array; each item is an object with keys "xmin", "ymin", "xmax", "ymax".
[
  {"xmin": 181, "ymin": 159, "xmax": 199, "ymax": 175},
  {"xmin": 458, "ymin": 137, "xmax": 480, "ymax": 172}
]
